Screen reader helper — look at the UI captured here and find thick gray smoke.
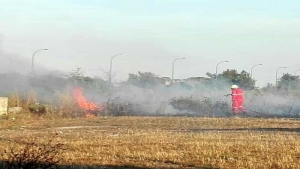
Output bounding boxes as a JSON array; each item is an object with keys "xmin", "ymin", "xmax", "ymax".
[
  {"xmin": 246, "ymin": 92, "xmax": 300, "ymax": 117},
  {"xmin": 109, "ymin": 83, "xmax": 231, "ymax": 116},
  {"xmin": 0, "ymin": 46, "xmax": 299, "ymax": 118},
  {"xmin": 106, "ymin": 82, "xmax": 300, "ymax": 117},
  {"xmin": 0, "ymin": 47, "xmax": 70, "ymax": 101},
  {"xmin": 0, "ymin": 51, "xmax": 30, "ymax": 73}
]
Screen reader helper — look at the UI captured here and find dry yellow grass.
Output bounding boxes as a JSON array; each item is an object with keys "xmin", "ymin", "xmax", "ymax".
[{"xmin": 0, "ymin": 116, "xmax": 299, "ymax": 169}]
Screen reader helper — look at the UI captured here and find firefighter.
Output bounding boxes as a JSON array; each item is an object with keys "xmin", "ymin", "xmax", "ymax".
[{"xmin": 230, "ymin": 85, "xmax": 246, "ymax": 116}]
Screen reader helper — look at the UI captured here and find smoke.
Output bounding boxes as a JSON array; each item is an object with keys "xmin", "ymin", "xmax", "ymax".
[
  {"xmin": 246, "ymin": 92, "xmax": 300, "ymax": 116},
  {"xmin": 1, "ymin": 67, "xmax": 299, "ymax": 117},
  {"xmin": 0, "ymin": 46, "xmax": 70, "ymax": 101},
  {"xmin": 106, "ymin": 81, "xmax": 232, "ymax": 116},
  {"xmin": 98, "ymin": 78, "xmax": 300, "ymax": 117},
  {"xmin": 0, "ymin": 42, "xmax": 299, "ymax": 117},
  {"xmin": 0, "ymin": 51, "xmax": 30, "ymax": 74}
]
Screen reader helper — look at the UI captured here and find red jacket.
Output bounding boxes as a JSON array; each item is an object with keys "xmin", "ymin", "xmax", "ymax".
[{"xmin": 231, "ymin": 88, "xmax": 244, "ymax": 102}]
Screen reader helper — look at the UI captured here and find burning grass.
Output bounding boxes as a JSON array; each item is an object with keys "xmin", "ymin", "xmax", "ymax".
[{"xmin": 0, "ymin": 116, "xmax": 299, "ymax": 169}]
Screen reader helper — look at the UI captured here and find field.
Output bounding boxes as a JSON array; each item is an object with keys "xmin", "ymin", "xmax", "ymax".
[{"xmin": 0, "ymin": 115, "xmax": 299, "ymax": 169}]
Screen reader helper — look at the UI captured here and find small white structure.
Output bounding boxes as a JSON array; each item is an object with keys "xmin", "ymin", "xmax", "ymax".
[{"xmin": 0, "ymin": 97, "xmax": 8, "ymax": 115}]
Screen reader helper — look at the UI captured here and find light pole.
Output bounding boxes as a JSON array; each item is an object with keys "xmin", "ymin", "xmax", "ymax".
[
  {"xmin": 109, "ymin": 53, "xmax": 124, "ymax": 85},
  {"xmin": 171, "ymin": 57, "xmax": 185, "ymax": 84},
  {"xmin": 276, "ymin": 66, "xmax": 287, "ymax": 86},
  {"xmin": 250, "ymin": 64, "xmax": 263, "ymax": 79},
  {"xmin": 31, "ymin": 49, "xmax": 48, "ymax": 74},
  {"xmin": 294, "ymin": 69, "xmax": 300, "ymax": 76},
  {"xmin": 215, "ymin": 61, "xmax": 229, "ymax": 79}
]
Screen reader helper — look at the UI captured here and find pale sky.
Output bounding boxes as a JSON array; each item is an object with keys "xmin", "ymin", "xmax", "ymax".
[{"xmin": 0, "ymin": 0, "xmax": 299, "ymax": 87}]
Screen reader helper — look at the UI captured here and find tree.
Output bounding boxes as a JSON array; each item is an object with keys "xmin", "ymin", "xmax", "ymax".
[
  {"xmin": 205, "ymin": 72, "xmax": 215, "ymax": 79},
  {"xmin": 277, "ymin": 73, "xmax": 300, "ymax": 90},
  {"xmin": 216, "ymin": 69, "xmax": 256, "ymax": 90},
  {"xmin": 68, "ymin": 68, "xmax": 110, "ymax": 94},
  {"xmin": 127, "ymin": 72, "xmax": 164, "ymax": 88}
]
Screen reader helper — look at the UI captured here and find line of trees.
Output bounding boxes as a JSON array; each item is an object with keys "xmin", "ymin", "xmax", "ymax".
[
  {"xmin": 0, "ymin": 68, "xmax": 299, "ymax": 99},
  {"xmin": 1, "ymin": 68, "xmax": 300, "ymax": 117},
  {"xmin": 125, "ymin": 69, "xmax": 300, "ymax": 91}
]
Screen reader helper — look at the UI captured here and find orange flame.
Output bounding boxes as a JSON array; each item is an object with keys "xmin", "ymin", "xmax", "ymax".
[
  {"xmin": 85, "ymin": 112, "xmax": 97, "ymax": 118},
  {"xmin": 72, "ymin": 88, "xmax": 107, "ymax": 117}
]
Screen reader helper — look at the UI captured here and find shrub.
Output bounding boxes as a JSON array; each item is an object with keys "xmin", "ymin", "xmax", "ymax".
[
  {"xmin": 28, "ymin": 103, "xmax": 47, "ymax": 116},
  {"xmin": 170, "ymin": 96, "xmax": 231, "ymax": 117},
  {"xmin": 1, "ymin": 136, "xmax": 65, "ymax": 169},
  {"xmin": 104, "ymin": 97, "xmax": 141, "ymax": 116}
]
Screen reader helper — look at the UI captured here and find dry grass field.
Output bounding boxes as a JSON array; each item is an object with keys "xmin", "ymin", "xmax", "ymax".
[{"xmin": 0, "ymin": 115, "xmax": 299, "ymax": 169}]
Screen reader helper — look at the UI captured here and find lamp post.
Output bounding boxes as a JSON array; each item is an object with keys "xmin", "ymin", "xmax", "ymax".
[
  {"xmin": 171, "ymin": 57, "xmax": 185, "ymax": 84},
  {"xmin": 250, "ymin": 64, "xmax": 263, "ymax": 79},
  {"xmin": 215, "ymin": 61, "xmax": 229, "ymax": 79},
  {"xmin": 109, "ymin": 53, "xmax": 124, "ymax": 85},
  {"xmin": 276, "ymin": 66, "xmax": 287, "ymax": 86},
  {"xmin": 31, "ymin": 49, "xmax": 48, "ymax": 74},
  {"xmin": 294, "ymin": 69, "xmax": 300, "ymax": 76}
]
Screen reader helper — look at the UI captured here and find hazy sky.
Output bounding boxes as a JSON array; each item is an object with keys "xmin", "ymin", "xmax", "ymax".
[{"xmin": 0, "ymin": 0, "xmax": 299, "ymax": 87}]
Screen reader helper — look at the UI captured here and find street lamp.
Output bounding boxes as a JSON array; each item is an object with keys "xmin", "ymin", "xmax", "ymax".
[
  {"xmin": 276, "ymin": 66, "xmax": 287, "ymax": 86},
  {"xmin": 31, "ymin": 49, "xmax": 48, "ymax": 74},
  {"xmin": 294, "ymin": 69, "xmax": 300, "ymax": 76},
  {"xmin": 109, "ymin": 53, "xmax": 124, "ymax": 85},
  {"xmin": 215, "ymin": 61, "xmax": 229, "ymax": 79},
  {"xmin": 250, "ymin": 64, "xmax": 263, "ymax": 78},
  {"xmin": 171, "ymin": 57, "xmax": 185, "ymax": 84}
]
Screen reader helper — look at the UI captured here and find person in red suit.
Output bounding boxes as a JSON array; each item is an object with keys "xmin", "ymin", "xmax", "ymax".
[{"xmin": 230, "ymin": 85, "xmax": 246, "ymax": 116}]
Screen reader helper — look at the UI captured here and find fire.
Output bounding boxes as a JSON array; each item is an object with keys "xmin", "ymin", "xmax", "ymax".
[
  {"xmin": 72, "ymin": 87, "xmax": 105, "ymax": 117},
  {"xmin": 85, "ymin": 112, "xmax": 97, "ymax": 118}
]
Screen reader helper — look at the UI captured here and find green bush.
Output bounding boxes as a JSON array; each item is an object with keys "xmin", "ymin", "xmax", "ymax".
[{"xmin": 28, "ymin": 103, "xmax": 47, "ymax": 116}]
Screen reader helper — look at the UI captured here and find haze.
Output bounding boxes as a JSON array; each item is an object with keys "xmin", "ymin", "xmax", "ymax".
[{"xmin": 1, "ymin": 0, "xmax": 300, "ymax": 87}]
